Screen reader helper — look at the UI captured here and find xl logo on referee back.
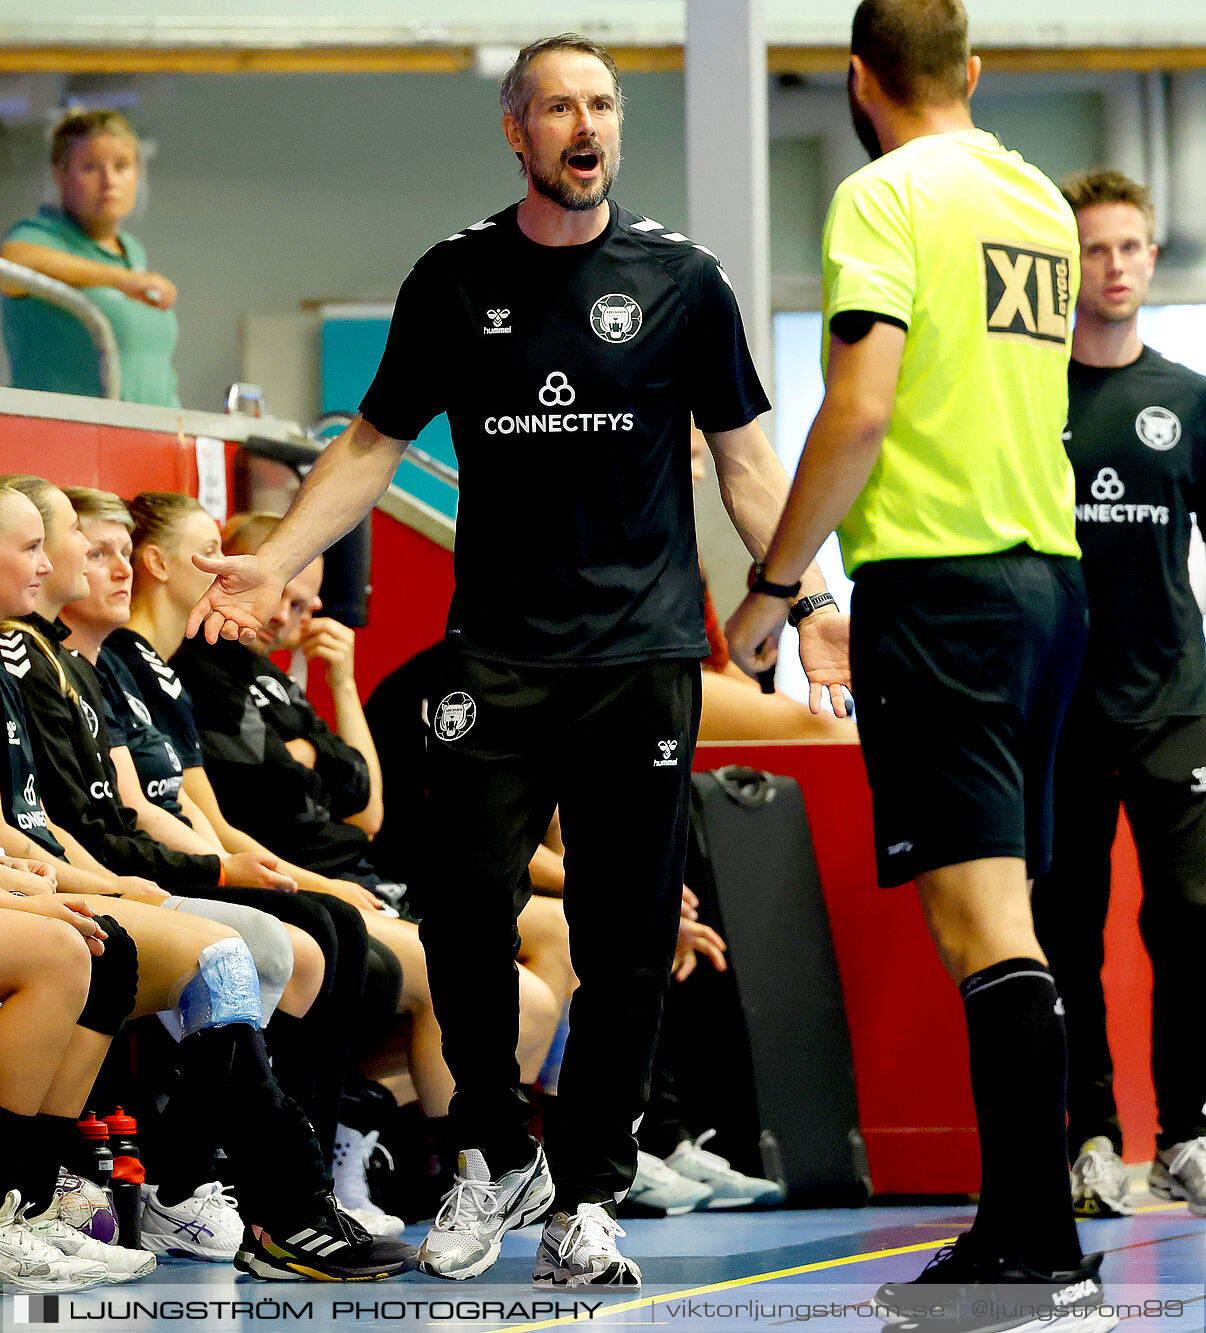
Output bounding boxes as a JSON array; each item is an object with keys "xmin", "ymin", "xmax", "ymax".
[{"xmin": 981, "ymin": 242, "xmax": 1071, "ymax": 345}]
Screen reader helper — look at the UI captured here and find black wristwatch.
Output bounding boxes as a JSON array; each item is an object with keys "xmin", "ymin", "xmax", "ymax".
[
  {"xmin": 748, "ymin": 562, "xmax": 801, "ymax": 600},
  {"xmin": 787, "ymin": 591, "xmax": 838, "ymax": 626}
]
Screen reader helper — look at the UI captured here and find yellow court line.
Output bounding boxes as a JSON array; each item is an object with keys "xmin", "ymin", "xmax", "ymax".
[{"xmin": 480, "ymin": 1236, "xmax": 958, "ymax": 1333}]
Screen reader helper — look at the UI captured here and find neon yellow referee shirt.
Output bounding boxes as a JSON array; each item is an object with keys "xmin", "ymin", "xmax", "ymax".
[{"xmin": 822, "ymin": 129, "xmax": 1080, "ymax": 574}]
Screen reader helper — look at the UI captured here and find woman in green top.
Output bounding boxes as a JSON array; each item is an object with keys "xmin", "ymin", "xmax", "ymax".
[{"xmin": 1, "ymin": 109, "xmax": 179, "ymax": 407}]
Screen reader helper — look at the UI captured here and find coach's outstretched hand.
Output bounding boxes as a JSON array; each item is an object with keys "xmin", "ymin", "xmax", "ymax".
[{"xmin": 187, "ymin": 552, "xmax": 284, "ymax": 645}]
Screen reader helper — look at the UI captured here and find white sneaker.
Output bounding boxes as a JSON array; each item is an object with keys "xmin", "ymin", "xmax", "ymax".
[
  {"xmin": 417, "ymin": 1142, "xmax": 553, "ymax": 1281},
  {"xmin": 333, "ymin": 1125, "xmax": 406, "ymax": 1236},
  {"xmin": 141, "ymin": 1182, "xmax": 242, "ymax": 1260},
  {"xmin": 0, "ymin": 1191, "xmax": 108, "ymax": 1292},
  {"xmin": 533, "ymin": 1203, "xmax": 641, "ymax": 1288},
  {"xmin": 1072, "ymin": 1137, "xmax": 1134, "ymax": 1218},
  {"xmin": 1150, "ymin": 1136, "xmax": 1206, "ymax": 1217},
  {"xmin": 24, "ymin": 1198, "xmax": 156, "ymax": 1282},
  {"xmin": 626, "ymin": 1151, "xmax": 712, "ymax": 1215},
  {"xmin": 665, "ymin": 1130, "xmax": 785, "ymax": 1208}
]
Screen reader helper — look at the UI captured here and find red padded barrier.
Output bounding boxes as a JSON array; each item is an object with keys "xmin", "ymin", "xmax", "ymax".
[
  {"xmin": 692, "ymin": 741, "xmax": 1156, "ymax": 1194},
  {"xmin": 0, "ymin": 415, "xmax": 199, "ymax": 495}
]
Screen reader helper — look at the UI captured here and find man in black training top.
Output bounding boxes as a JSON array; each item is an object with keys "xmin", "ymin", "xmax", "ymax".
[
  {"xmin": 188, "ymin": 32, "xmax": 848, "ymax": 1287},
  {"xmin": 1032, "ymin": 169, "xmax": 1206, "ymax": 1221}
]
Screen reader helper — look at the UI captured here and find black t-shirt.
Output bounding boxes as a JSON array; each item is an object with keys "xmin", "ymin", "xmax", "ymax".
[
  {"xmin": 95, "ymin": 650, "xmax": 187, "ymax": 817},
  {"xmin": 103, "ymin": 629, "xmax": 204, "ymax": 769},
  {"xmin": 1067, "ymin": 346, "xmax": 1206, "ymax": 722},
  {"xmin": 359, "ymin": 200, "xmax": 770, "ymax": 667},
  {"xmin": 171, "ymin": 637, "xmax": 373, "ymax": 877},
  {"xmin": 12, "ymin": 613, "xmax": 220, "ymax": 888},
  {"xmin": 0, "ymin": 645, "xmax": 65, "ymax": 857}
]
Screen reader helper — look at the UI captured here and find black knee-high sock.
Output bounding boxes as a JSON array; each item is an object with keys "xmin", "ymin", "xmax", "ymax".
[
  {"xmin": 960, "ymin": 957, "xmax": 1082, "ymax": 1271},
  {"xmin": 155, "ymin": 1024, "xmax": 332, "ymax": 1226},
  {"xmin": 0, "ymin": 1107, "xmax": 73, "ymax": 1215}
]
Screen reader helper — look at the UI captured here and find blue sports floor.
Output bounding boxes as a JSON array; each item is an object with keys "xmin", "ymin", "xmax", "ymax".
[{"xmin": 7, "ymin": 1186, "xmax": 1203, "ymax": 1333}]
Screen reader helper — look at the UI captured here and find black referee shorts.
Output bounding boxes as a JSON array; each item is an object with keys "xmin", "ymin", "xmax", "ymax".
[{"xmin": 850, "ymin": 546, "xmax": 1087, "ymax": 887}]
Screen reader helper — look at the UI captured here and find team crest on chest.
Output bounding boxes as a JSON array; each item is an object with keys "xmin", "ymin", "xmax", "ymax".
[
  {"xmin": 1135, "ymin": 406, "xmax": 1181, "ymax": 451},
  {"xmin": 434, "ymin": 691, "xmax": 477, "ymax": 742},
  {"xmin": 590, "ymin": 293, "xmax": 642, "ymax": 344}
]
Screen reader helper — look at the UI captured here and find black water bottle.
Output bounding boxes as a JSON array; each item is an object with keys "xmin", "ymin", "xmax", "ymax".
[
  {"xmin": 103, "ymin": 1108, "xmax": 143, "ymax": 1249},
  {"xmin": 71, "ymin": 1113, "xmax": 114, "ymax": 1192}
]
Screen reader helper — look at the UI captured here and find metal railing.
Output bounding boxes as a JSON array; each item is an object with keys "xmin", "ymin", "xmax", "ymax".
[
  {"xmin": 0, "ymin": 257, "xmax": 122, "ymax": 400},
  {"xmin": 305, "ymin": 409, "xmax": 460, "ymax": 490}
]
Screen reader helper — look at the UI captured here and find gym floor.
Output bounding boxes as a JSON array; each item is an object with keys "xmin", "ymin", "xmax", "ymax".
[{"xmin": 16, "ymin": 1186, "xmax": 1203, "ymax": 1332}]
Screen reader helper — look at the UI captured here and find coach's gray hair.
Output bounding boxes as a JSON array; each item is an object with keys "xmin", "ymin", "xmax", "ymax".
[{"xmin": 499, "ymin": 33, "xmax": 624, "ymax": 134}]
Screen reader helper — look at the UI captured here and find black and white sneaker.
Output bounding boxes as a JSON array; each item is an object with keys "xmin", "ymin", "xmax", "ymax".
[
  {"xmin": 234, "ymin": 1195, "xmax": 417, "ymax": 1281},
  {"xmin": 417, "ymin": 1142, "xmax": 553, "ymax": 1281},
  {"xmin": 878, "ymin": 1245, "xmax": 1115, "ymax": 1332},
  {"xmin": 533, "ymin": 1203, "xmax": 641, "ymax": 1288},
  {"xmin": 1071, "ymin": 1138, "xmax": 1134, "ymax": 1218}
]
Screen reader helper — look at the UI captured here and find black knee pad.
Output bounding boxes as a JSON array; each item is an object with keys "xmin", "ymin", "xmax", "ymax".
[{"xmin": 78, "ymin": 915, "xmax": 139, "ymax": 1036}]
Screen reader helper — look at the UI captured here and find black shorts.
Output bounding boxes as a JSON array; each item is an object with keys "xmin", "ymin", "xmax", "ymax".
[{"xmin": 850, "ymin": 546, "xmax": 1087, "ymax": 887}]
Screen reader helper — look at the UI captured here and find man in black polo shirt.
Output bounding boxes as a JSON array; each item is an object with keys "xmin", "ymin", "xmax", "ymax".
[
  {"xmin": 188, "ymin": 32, "xmax": 847, "ymax": 1287},
  {"xmin": 1031, "ymin": 169, "xmax": 1206, "ymax": 1220}
]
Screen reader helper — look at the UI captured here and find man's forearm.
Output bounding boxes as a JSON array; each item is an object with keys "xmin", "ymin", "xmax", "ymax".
[
  {"xmin": 762, "ymin": 400, "xmax": 886, "ymax": 585},
  {"xmin": 707, "ymin": 422, "xmax": 830, "ymax": 599},
  {"xmin": 761, "ymin": 322, "xmax": 904, "ymax": 584},
  {"xmin": 256, "ymin": 416, "xmax": 406, "ymax": 585}
]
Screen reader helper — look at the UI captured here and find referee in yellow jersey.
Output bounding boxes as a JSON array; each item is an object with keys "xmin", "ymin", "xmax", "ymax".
[{"xmin": 728, "ymin": 3, "xmax": 1112, "ymax": 1330}]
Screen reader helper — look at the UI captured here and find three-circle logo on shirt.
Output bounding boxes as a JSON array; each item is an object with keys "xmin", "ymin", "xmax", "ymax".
[
  {"xmin": 590, "ymin": 293, "xmax": 642, "ymax": 344},
  {"xmin": 1135, "ymin": 406, "xmax": 1181, "ymax": 451},
  {"xmin": 1091, "ymin": 467, "xmax": 1125, "ymax": 501},
  {"xmin": 80, "ymin": 699, "xmax": 100, "ymax": 739},
  {"xmin": 539, "ymin": 372, "xmax": 576, "ymax": 407},
  {"xmin": 433, "ymin": 692, "xmax": 476, "ymax": 742},
  {"xmin": 23, "ymin": 773, "xmax": 36, "ymax": 806}
]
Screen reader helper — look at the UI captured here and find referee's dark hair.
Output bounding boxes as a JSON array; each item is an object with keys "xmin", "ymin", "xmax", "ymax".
[
  {"xmin": 499, "ymin": 33, "xmax": 625, "ymax": 135},
  {"xmin": 1060, "ymin": 168, "xmax": 1156, "ymax": 243},
  {"xmin": 851, "ymin": 0, "xmax": 970, "ymax": 110}
]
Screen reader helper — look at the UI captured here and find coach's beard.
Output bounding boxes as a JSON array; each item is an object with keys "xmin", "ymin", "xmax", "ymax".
[{"xmin": 529, "ymin": 140, "xmax": 620, "ymax": 212}]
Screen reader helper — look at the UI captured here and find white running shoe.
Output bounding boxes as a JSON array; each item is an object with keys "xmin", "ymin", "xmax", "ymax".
[
  {"xmin": 23, "ymin": 1198, "xmax": 156, "ymax": 1282},
  {"xmin": 626, "ymin": 1151, "xmax": 712, "ymax": 1215},
  {"xmin": 141, "ymin": 1182, "xmax": 242, "ymax": 1260},
  {"xmin": 0, "ymin": 1191, "xmax": 108, "ymax": 1292},
  {"xmin": 417, "ymin": 1142, "xmax": 553, "ymax": 1281},
  {"xmin": 1149, "ymin": 1136, "xmax": 1206, "ymax": 1217},
  {"xmin": 533, "ymin": 1203, "xmax": 641, "ymax": 1288},
  {"xmin": 333, "ymin": 1125, "xmax": 406, "ymax": 1236},
  {"xmin": 1071, "ymin": 1137, "xmax": 1134, "ymax": 1218},
  {"xmin": 665, "ymin": 1131, "xmax": 785, "ymax": 1208}
]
